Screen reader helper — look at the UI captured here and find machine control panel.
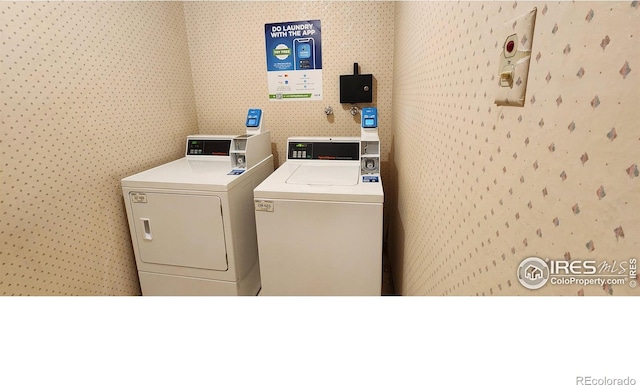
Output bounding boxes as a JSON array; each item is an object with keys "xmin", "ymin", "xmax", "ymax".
[
  {"xmin": 245, "ymin": 109, "xmax": 262, "ymax": 128},
  {"xmin": 288, "ymin": 141, "xmax": 359, "ymax": 161},
  {"xmin": 290, "ymin": 142, "xmax": 312, "ymax": 160},
  {"xmin": 187, "ymin": 139, "xmax": 231, "ymax": 156},
  {"xmin": 361, "ymin": 107, "xmax": 378, "ymax": 129}
]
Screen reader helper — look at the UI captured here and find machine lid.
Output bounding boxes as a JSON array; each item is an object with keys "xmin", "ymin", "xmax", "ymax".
[
  {"xmin": 121, "ymin": 158, "xmax": 239, "ymax": 191},
  {"xmin": 254, "ymin": 162, "xmax": 383, "ymax": 203},
  {"xmin": 285, "ymin": 164, "xmax": 359, "ymax": 186}
]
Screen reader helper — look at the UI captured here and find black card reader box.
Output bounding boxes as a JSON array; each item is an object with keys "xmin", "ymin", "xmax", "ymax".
[{"xmin": 340, "ymin": 63, "xmax": 373, "ymax": 104}]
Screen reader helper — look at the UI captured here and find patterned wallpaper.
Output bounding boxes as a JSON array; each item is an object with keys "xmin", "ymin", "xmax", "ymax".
[
  {"xmin": 3, "ymin": 1, "xmax": 637, "ymax": 297},
  {"xmin": 1, "ymin": 2, "xmax": 198, "ymax": 295},
  {"xmin": 182, "ymin": 1, "xmax": 394, "ymax": 174},
  {"xmin": 1, "ymin": 1, "xmax": 394, "ymax": 296},
  {"xmin": 391, "ymin": 1, "xmax": 640, "ymax": 295}
]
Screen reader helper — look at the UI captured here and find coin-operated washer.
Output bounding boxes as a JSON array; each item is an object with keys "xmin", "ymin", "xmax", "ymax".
[
  {"xmin": 121, "ymin": 109, "xmax": 273, "ymax": 295},
  {"xmin": 253, "ymin": 108, "xmax": 384, "ymax": 295}
]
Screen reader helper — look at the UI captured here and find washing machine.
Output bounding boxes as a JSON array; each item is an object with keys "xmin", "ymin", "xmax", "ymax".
[
  {"xmin": 121, "ymin": 109, "xmax": 273, "ymax": 295},
  {"xmin": 254, "ymin": 108, "xmax": 384, "ymax": 295}
]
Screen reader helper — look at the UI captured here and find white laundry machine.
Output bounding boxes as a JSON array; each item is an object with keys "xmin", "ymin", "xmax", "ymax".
[
  {"xmin": 254, "ymin": 108, "xmax": 384, "ymax": 295},
  {"xmin": 122, "ymin": 109, "xmax": 273, "ymax": 295}
]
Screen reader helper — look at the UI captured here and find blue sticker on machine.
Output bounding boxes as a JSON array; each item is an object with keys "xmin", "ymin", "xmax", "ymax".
[
  {"xmin": 228, "ymin": 169, "xmax": 245, "ymax": 176},
  {"xmin": 362, "ymin": 176, "xmax": 379, "ymax": 183}
]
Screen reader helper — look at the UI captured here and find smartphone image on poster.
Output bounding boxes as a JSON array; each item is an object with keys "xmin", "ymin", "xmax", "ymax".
[{"xmin": 293, "ymin": 38, "xmax": 315, "ymax": 70}]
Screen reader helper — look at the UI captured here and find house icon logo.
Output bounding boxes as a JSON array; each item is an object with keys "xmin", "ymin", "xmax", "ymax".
[{"xmin": 517, "ymin": 257, "xmax": 549, "ymax": 290}]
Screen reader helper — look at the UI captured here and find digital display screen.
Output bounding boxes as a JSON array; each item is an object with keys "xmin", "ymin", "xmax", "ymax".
[
  {"xmin": 187, "ymin": 139, "xmax": 231, "ymax": 156},
  {"xmin": 247, "ymin": 118, "xmax": 257, "ymax": 126},
  {"xmin": 364, "ymin": 118, "xmax": 375, "ymax": 126}
]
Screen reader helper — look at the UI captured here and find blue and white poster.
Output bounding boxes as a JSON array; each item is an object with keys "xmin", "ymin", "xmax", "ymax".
[{"xmin": 265, "ymin": 20, "xmax": 322, "ymax": 101}]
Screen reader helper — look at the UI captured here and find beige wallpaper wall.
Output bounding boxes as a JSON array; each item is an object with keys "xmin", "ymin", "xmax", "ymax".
[
  {"xmin": 182, "ymin": 1, "xmax": 394, "ymax": 174},
  {"xmin": 3, "ymin": 1, "xmax": 637, "ymax": 297},
  {"xmin": 391, "ymin": 1, "xmax": 640, "ymax": 295},
  {"xmin": 1, "ymin": 2, "xmax": 198, "ymax": 295},
  {"xmin": 1, "ymin": 1, "xmax": 394, "ymax": 296}
]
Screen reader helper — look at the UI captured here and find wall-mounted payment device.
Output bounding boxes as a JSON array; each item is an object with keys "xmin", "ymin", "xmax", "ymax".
[
  {"xmin": 245, "ymin": 109, "xmax": 263, "ymax": 132},
  {"xmin": 340, "ymin": 63, "xmax": 373, "ymax": 104},
  {"xmin": 361, "ymin": 107, "xmax": 378, "ymax": 129}
]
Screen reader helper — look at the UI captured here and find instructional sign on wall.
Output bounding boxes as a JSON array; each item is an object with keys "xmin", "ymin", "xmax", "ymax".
[{"xmin": 265, "ymin": 20, "xmax": 322, "ymax": 101}]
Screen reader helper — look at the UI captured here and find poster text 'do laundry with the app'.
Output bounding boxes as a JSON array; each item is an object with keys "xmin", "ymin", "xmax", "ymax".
[{"xmin": 265, "ymin": 20, "xmax": 322, "ymax": 101}]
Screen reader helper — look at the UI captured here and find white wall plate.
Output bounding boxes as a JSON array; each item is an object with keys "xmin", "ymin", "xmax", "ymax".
[{"xmin": 494, "ymin": 8, "xmax": 538, "ymax": 107}]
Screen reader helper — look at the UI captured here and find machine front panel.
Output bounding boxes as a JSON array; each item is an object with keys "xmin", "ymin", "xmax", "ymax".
[
  {"xmin": 129, "ymin": 192, "xmax": 228, "ymax": 271},
  {"xmin": 255, "ymin": 198, "xmax": 383, "ymax": 295}
]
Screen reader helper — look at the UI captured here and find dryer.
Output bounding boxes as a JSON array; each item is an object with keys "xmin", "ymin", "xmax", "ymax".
[
  {"xmin": 254, "ymin": 109, "xmax": 384, "ymax": 295},
  {"xmin": 121, "ymin": 109, "xmax": 273, "ymax": 295}
]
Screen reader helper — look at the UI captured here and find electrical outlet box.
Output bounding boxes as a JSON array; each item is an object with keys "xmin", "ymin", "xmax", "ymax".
[{"xmin": 494, "ymin": 8, "xmax": 537, "ymax": 107}]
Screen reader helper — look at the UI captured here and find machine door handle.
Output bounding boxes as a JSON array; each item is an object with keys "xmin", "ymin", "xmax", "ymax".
[{"xmin": 141, "ymin": 218, "xmax": 152, "ymax": 240}]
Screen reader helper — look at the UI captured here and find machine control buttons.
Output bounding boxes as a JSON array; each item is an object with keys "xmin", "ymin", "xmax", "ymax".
[
  {"xmin": 291, "ymin": 150, "xmax": 308, "ymax": 159},
  {"xmin": 288, "ymin": 141, "xmax": 359, "ymax": 161},
  {"xmin": 290, "ymin": 142, "xmax": 312, "ymax": 159},
  {"xmin": 187, "ymin": 140, "xmax": 231, "ymax": 157}
]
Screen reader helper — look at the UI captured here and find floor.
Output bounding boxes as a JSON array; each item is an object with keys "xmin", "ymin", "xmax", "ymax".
[{"xmin": 381, "ymin": 252, "xmax": 396, "ymax": 295}]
